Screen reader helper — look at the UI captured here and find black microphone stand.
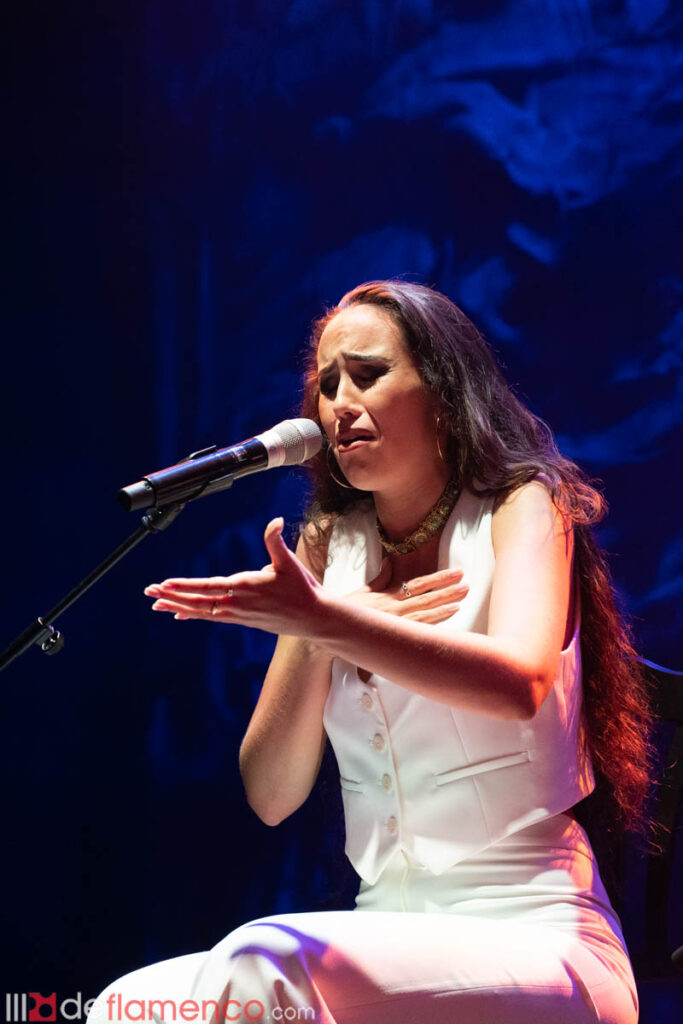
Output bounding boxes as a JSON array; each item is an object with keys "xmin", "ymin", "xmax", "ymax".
[
  {"xmin": 0, "ymin": 437, "xmax": 246, "ymax": 675},
  {"xmin": 1, "ymin": 421, "xmax": 320, "ymax": 674},
  {"xmin": 0, "ymin": 502, "xmax": 188, "ymax": 674}
]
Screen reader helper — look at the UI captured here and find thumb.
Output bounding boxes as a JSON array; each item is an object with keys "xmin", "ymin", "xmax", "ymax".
[
  {"xmin": 263, "ymin": 517, "xmax": 293, "ymax": 572},
  {"xmin": 369, "ymin": 556, "xmax": 392, "ymax": 592}
]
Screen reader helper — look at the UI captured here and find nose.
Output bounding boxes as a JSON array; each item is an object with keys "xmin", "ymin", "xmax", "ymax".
[{"xmin": 331, "ymin": 374, "xmax": 362, "ymax": 418}]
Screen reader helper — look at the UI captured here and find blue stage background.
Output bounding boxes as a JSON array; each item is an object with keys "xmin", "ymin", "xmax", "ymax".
[{"xmin": 3, "ymin": 0, "xmax": 682, "ymax": 1012}]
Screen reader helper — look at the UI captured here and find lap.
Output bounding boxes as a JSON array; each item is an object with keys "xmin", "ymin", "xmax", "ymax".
[{"xmin": 88, "ymin": 911, "xmax": 638, "ymax": 1024}]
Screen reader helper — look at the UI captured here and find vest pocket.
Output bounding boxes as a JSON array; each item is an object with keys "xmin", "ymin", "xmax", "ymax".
[
  {"xmin": 339, "ymin": 775, "xmax": 365, "ymax": 793},
  {"xmin": 433, "ymin": 749, "xmax": 531, "ymax": 786}
]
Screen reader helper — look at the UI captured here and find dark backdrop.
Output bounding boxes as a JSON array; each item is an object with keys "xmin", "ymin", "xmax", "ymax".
[{"xmin": 3, "ymin": 0, "xmax": 682, "ymax": 1010}]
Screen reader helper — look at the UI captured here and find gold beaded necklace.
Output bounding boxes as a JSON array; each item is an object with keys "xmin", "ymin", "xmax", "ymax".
[{"xmin": 376, "ymin": 477, "xmax": 459, "ymax": 556}]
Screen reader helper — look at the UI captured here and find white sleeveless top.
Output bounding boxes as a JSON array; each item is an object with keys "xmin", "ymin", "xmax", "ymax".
[{"xmin": 322, "ymin": 488, "xmax": 595, "ymax": 885}]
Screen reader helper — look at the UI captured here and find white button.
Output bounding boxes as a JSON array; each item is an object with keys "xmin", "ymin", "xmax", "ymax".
[
  {"xmin": 381, "ymin": 773, "xmax": 392, "ymax": 792},
  {"xmin": 386, "ymin": 816, "xmax": 398, "ymax": 835},
  {"xmin": 361, "ymin": 692, "xmax": 373, "ymax": 709},
  {"xmin": 372, "ymin": 733, "xmax": 385, "ymax": 751}
]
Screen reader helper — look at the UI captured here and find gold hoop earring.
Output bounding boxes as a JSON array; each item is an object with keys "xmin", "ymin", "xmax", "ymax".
[
  {"xmin": 326, "ymin": 445, "xmax": 354, "ymax": 489},
  {"xmin": 436, "ymin": 415, "xmax": 448, "ymax": 463}
]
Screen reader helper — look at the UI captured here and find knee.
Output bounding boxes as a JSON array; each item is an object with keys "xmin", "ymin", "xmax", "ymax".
[
  {"xmin": 223, "ymin": 920, "xmax": 307, "ymax": 961},
  {"xmin": 200, "ymin": 917, "xmax": 324, "ymax": 999}
]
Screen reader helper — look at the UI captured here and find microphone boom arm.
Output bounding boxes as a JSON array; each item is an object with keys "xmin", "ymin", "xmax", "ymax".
[
  {"xmin": 0, "ymin": 502, "xmax": 186, "ymax": 674},
  {"xmin": 0, "ymin": 418, "xmax": 322, "ymax": 673}
]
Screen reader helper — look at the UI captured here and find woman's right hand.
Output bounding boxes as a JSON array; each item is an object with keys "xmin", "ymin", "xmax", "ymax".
[{"xmin": 346, "ymin": 561, "xmax": 468, "ymax": 624}]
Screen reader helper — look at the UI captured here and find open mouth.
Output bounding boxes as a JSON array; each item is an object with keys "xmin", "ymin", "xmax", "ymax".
[{"xmin": 337, "ymin": 431, "xmax": 374, "ymax": 451}]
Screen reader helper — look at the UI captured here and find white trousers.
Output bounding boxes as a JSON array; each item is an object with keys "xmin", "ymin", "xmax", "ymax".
[{"xmin": 87, "ymin": 817, "xmax": 638, "ymax": 1024}]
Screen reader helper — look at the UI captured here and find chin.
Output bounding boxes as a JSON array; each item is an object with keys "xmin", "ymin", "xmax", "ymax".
[
  {"xmin": 340, "ymin": 473, "xmax": 375, "ymax": 493},
  {"xmin": 338, "ymin": 465, "xmax": 389, "ymax": 495},
  {"xmin": 334, "ymin": 463, "xmax": 372, "ymax": 492}
]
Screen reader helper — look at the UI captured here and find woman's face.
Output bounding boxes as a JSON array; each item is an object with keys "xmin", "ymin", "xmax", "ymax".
[{"xmin": 316, "ymin": 304, "xmax": 444, "ymax": 496}]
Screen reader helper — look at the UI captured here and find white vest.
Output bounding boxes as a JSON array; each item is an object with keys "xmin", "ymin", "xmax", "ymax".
[{"xmin": 322, "ymin": 489, "xmax": 595, "ymax": 885}]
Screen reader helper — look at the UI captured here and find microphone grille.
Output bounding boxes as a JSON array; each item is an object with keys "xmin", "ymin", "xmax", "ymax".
[{"xmin": 274, "ymin": 418, "xmax": 323, "ymax": 465}]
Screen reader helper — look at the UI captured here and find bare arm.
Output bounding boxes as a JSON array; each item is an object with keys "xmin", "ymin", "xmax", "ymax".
[
  {"xmin": 312, "ymin": 482, "xmax": 573, "ymax": 719},
  {"xmin": 238, "ymin": 532, "xmax": 333, "ymax": 826},
  {"xmin": 238, "ymin": 534, "xmax": 468, "ymax": 824},
  {"xmin": 310, "ymin": 483, "xmax": 572, "ymax": 719},
  {"xmin": 149, "ymin": 482, "xmax": 572, "ymax": 729},
  {"xmin": 148, "ymin": 520, "xmax": 468, "ymax": 826}
]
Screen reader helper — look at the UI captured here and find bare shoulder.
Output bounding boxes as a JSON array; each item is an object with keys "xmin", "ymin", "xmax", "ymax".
[
  {"xmin": 491, "ymin": 480, "xmax": 572, "ymax": 556},
  {"xmin": 295, "ymin": 517, "xmax": 334, "ymax": 583}
]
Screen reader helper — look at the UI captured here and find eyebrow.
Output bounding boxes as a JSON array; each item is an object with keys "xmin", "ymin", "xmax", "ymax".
[{"xmin": 317, "ymin": 351, "xmax": 391, "ymax": 375}]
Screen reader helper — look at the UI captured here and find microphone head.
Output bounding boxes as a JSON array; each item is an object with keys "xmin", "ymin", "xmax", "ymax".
[
  {"xmin": 258, "ymin": 418, "xmax": 323, "ymax": 468},
  {"xmin": 275, "ymin": 418, "xmax": 323, "ymax": 465}
]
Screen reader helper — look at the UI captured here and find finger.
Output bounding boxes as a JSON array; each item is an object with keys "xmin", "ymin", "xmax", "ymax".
[
  {"xmin": 152, "ymin": 596, "xmax": 221, "ymax": 615},
  {"xmin": 402, "ymin": 582, "xmax": 468, "ymax": 609},
  {"xmin": 152, "ymin": 599, "xmax": 212, "ymax": 617},
  {"xmin": 145, "ymin": 575, "xmax": 243, "ymax": 596},
  {"xmin": 151, "ymin": 596, "xmax": 243, "ymax": 623},
  {"xmin": 145, "ymin": 570, "xmax": 271, "ymax": 599},
  {"xmin": 404, "ymin": 567, "xmax": 464, "ymax": 595},
  {"xmin": 263, "ymin": 517, "xmax": 294, "ymax": 573},
  {"xmin": 368, "ymin": 557, "xmax": 392, "ymax": 592},
  {"xmin": 405, "ymin": 602, "xmax": 462, "ymax": 624}
]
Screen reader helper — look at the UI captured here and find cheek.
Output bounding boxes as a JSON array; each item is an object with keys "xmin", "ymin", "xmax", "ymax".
[
  {"xmin": 317, "ymin": 396, "xmax": 335, "ymax": 439},
  {"xmin": 376, "ymin": 383, "xmax": 431, "ymax": 423},
  {"xmin": 388, "ymin": 394, "xmax": 437, "ymax": 445}
]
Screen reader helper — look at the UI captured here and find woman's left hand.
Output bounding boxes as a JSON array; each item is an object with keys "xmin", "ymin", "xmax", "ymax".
[{"xmin": 144, "ymin": 518, "xmax": 323, "ymax": 637}]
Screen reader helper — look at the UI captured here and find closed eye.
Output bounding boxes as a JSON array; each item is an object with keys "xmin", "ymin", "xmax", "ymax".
[
  {"xmin": 318, "ymin": 365, "xmax": 388, "ymax": 397},
  {"xmin": 354, "ymin": 367, "xmax": 385, "ymax": 385}
]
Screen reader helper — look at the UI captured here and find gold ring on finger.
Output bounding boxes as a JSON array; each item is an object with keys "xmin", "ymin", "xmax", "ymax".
[
  {"xmin": 401, "ymin": 582, "xmax": 413, "ymax": 599},
  {"xmin": 212, "ymin": 589, "xmax": 233, "ymax": 614}
]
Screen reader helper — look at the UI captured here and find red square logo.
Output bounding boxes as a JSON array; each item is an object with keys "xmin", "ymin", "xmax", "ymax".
[{"xmin": 28, "ymin": 993, "xmax": 56, "ymax": 1022}]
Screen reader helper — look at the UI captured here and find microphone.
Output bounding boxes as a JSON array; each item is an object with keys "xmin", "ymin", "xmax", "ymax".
[{"xmin": 118, "ymin": 418, "xmax": 322, "ymax": 511}]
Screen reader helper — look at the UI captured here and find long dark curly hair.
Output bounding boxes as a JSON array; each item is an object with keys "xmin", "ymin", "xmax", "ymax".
[{"xmin": 300, "ymin": 279, "xmax": 654, "ymax": 844}]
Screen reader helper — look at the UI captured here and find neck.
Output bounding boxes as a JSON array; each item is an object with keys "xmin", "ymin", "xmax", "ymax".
[{"xmin": 373, "ymin": 465, "xmax": 452, "ymax": 540}]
